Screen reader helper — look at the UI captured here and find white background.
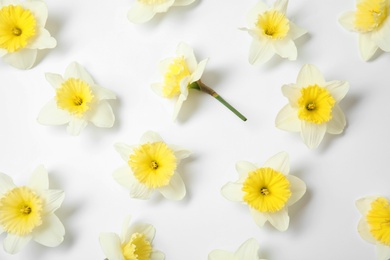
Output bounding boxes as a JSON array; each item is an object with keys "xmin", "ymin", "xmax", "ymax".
[{"xmin": 1, "ymin": 0, "xmax": 390, "ymax": 259}]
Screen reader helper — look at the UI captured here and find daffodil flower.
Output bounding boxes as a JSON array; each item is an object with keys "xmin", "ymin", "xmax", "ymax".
[
  {"xmin": 113, "ymin": 131, "xmax": 191, "ymax": 200},
  {"xmin": 0, "ymin": 165, "xmax": 65, "ymax": 254},
  {"xmin": 128, "ymin": 0, "xmax": 196, "ymax": 24},
  {"xmin": 152, "ymin": 42, "xmax": 247, "ymax": 121},
  {"xmin": 99, "ymin": 216, "xmax": 164, "ymax": 260},
  {"xmin": 221, "ymin": 152, "xmax": 306, "ymax": 231},
  {"xmin": 356, "ymin": 196, "xmax": 390, "ymax": 260},
  {"xmin": 0, "ymin": 0, "xmax": 56, "ymax": 69},
  {"xmin": 275, "ymin": 64, "xmax": 349, "ymax": 149},
  {"xmin": 339, "ymin": 0, "xmax": 390, "ymax": 61},
  {"xmin": 208, "ymin": 238, "xmax": 266, "ymax": 260},
  {"xmin": 37, "ymin": 62, "xmax": 116, "ymax": 136},
  {"xmin": 243, "ymin": 0, "xmax": 307, "ymax": 65}
]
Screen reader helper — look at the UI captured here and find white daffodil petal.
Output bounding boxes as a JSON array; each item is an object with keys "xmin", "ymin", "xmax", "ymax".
[
  {"xmin": 300, "ymin": 121, "xmax": 327, "ymax": 149},
  {"xmin": 249, "ymin": 40, "xmax": 274, "ymax": 65},
  {"xmin": 152, "ymin": 0, "xmax": 175, "ymax": 12},
  {"xmin": 191, "ymin": 58, "xmax": 208, "ymax": 82},
  {"xmin": 129, "ymin": 181, "xmax": 154, "ymax": 200},
  {"xmin": 0, "ymin": 48, "xmax": 7, "ymax": 57},
  {"xmin": 263, "ymin": 151, "xmax": 290, "ymax": 175},
  {"xmin": 357, "ymin": 218, "xmax": 378, "ymax": 244},
  {"xmin": 28, "ymin": 165, "xmax": 49, "ymax": 191},
  {"xmin": 249, "ymin": 207, "xmax": 268, "ymax": 228},
  {"xmin": 90, "ymin": 85, "xmax": 116, "ymax": 100},
  {"xmin": 177, "ymin": 42, "xmax": 197, "ymax": 72},
  {"xmin": 246, "ymin": 2, "xmax": 269, "ymax": 26},
  {"xmin": 66, "ymin": 117, "xmax": 88, "ymax": 136},
  {"xmin": 114, "ymin": 143, "xmax": 133, "ymax": 162},
  {"xmin": 338, "ymin": 11, "xmax": 356, "ymax": 32},
  {"xmin": 221, "ymin": 182, "xmax": 244, "ymax": 202},
  {"xmin": 112, "ymin": 166, "xmax": 133, "ymax": 189},
  {"xmin": 20, "ymin": 0, "xmax": 48, "ymax": 27},
  {"xmin": 173, "ymin": 0, "xmax": 195, "ymax": 6},
  {"xmin": 208, "ymin": 250, "xmax": 236, "ymax": 260},
  {"xmin": 275, "ymin": 104, "xmax": 301, "ymax": 132},
  {"xmin": 376, "ymin": 244, "xmax": 390, "ymax": 260},
  {"xmin": 235, "ymin": 161, "xmax": 257, "ymax": 180},
  {"xmin": 99, "ymin": 232, "xmax": 123, "ymax": 260},
  {"xmin": 356, "ymin": 196, "xmax": 378, "ymax": 215},
  {"xmin": 281, "ymin": 83, "xmax": 301, "ymax": 106},
  {"xmin": 235, "ymin": 238, "xmax": 260, "ymax": 260},
  {"xmin": 127, "ymin": 2, "xmax": 156, "ymax": 24},
  {"xmin": 0, "ymin": 172, "xmax": 16, "ymax": 195},
  {"xmin": 359, "ymin": 34, "xmax": 378, "ymax": 61},
  {"xmin": 140, "ymin": 131, "xmax": 164, "ymax": 143},
  {"xmin": 37, "ymin": 99, "xmax": 72, "ymax": 126},
  {"xmin": 64, "ymin": 62, "xmax": 95, "ymax": 85},
  {"xmin": 169, "ymin": 145, "xmax": 191, "ymax": 160},
  {"xmin": 327, "ymin": 104, "xmax": 346, "ymax": 134},
  {"xmin": 32, "ymin": 214, "xmax": 65, "ymax": 247},
  {"xmin": 273, "ymin": 0, "xmax": 288, "ymax": 14},
  {"xmin": 273, "ymin": 38, "xmax": 297, "ymax": 60},
  {"xmin": 3, "ymin": 233, "xmax": 32, "ymax": 254},
  {"xmin": 289, "ymin": 22, "xmax": 307, "ymax": 40},
  {"xmin": 88, "ymin": 100, "xmax": 115, "ymax": 128},
  {"xmin": 173, "ymin": 93, "xmax": 187, "ymax": 121},
  {"xmin": 151, "ymin": 82, "xmax": 164, "ymax": 97},
  {"xmin": 372, "ymin": 20, "xmax": 390, "ymax": 51},
  {"xmin": 151, "ymin": 250, "xmax": 166, "ymax": 260},
  {"xmin": 326, "ymin": 80, "xmax": 349, "ymax": 102},
  {"xmin": 296, "ymin": 64, "xmax": 326, "ymax": 88},
  {"xmin": 158, "ymin": 173, "xmax": 186, "ymax": 200},
  {"xmin": 265, "ymin": 208, "xmax": 289, "ymax": 231},
  {"xmin": 2, "ymin": 48, "xmax": 37, "ymax": 70},
  {"xmin": 124, "ymin": 223, "xmax": 156, "ymax": 243},
  {"xmin": 45, "ymin": 73, "xmax": 64, "ymax": 89},
  {"xmin": 120, "ymin": 215, "xmax": 132, "ymax": 241},
  {"xmin": 42, "ymin": 190, "xmax": 65, "ymax": 214},
  {"xmin": 28, "ymin": 28, "xmax": 56, "ymax": 49},
  {"xmin": 286, "ymin": 175, "xmax": 306, "ymax": 206}
]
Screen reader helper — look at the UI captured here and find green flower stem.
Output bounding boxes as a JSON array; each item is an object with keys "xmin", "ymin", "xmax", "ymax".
[{"xmin": 188, "ymin": 80, "xmax": 247, "ymax": 121}]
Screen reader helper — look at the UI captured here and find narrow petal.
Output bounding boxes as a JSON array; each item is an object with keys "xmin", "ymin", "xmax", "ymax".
[
  {"xmin": 140, "ymin": 131, "xmax": 164, "ymax": 143},
  {"xmin": 3, "ymin": 234, "xmax": 32, "ymax": 254},
  {"xmin": 169, "ymin": 145, "xmax": 191, "ymax": 160},
  {"xmin": 2, "ymin": 48, "xmax": 37, "ymax": 69},
  {"xmin": 127, "ymin": 2, "xmax": 156, "ymax": 23},
  {"xmin": 372, "ymin": 18, "xmax": 390, "ymax": 51},
  {"xmin": 357, "ymin": 218, "xmax": 377, "ymax": 244},
  {"xmin": 124, "ymin": 223, "xmax": 155, "ymax": 243},
  {"xmin": 289, "ymin": 22, "xmax": 307, "ymax": 40},
  {"xmin": 326, "ymin": 80, "xmax": 349, "ymax": 102},
  {"xmin": 45, "ymin": 73, "xmax": 64, "ymax": 89},
  {"xmin": 338, "ymin": 11, "xmax": 356, "ymax": 32},
  {"xmin": 21, "ymin": 0, "xmax": 48, "ymax": 27},
  {"xmin": 37, "ymin": 99, "xmax": 72, "ymax": 126},
  {"xmin": 28, "ymin": 165, "xmax": 49, "ymax": 191},
  {"xmin": 158, "ymin": 173, "xmax": 186, "ymax": 200},
  {"xmin": 208, "ymin": 250, "xmax": 236, "ymax": 260},
  {"xmin": 64, "ymin": 62, "xmax": 95, "ymax": 85},
  {"xmin": 173, "ymin": 93, "xmax": 187, "ymax": 120},
  {"xmin": 376, "ymin": 244, "xmax": 390, "ymax": 260},
  {"xmin": 275, "ymin": 104, "xmax": 301, "ymax": 132},
  {"xmin": 249, "ymin": 207, "xmax": 268, "ymax": 228},
  {"xmin": 114, "ymin": 143, "xmax": 133, "ymax": 162},
  {"xmin": 99, "ymin": 232, "xmax": 123, "ymax": 260},
  {"xmin": 66, "ymin": 117, "xmax": 88, "ymax": 136},
  {"xmin": 265, "ymin": 208, "xmax": 289, "ymax": 231},
  {"xmin": 90, "ymin": 85, "xmax": 116, "ymax": 100},
  {"xmin": 88, "ymin": 100, "xmax": 115, "ymax": 128},
  {"xmin": 300, "ymin": 121, "xmax": 327, "ymax": 149},
  {"xmin": 235, "ymin": 161, "xmax": 257, "ymax": 181},
  {"xmin": 248, "ymin": 39, "xmax": 274, "ymax": 65},
  {"xmin": 151, "ymin": 250, "xmax": 166, "ymax": 260},
  {"xmin": 263, "ymin": 152, "xmax": 290, "ymax": 175},
  {"xmin": 28, "ymin": 28, "xmax": 56, "ymax": 49},
  {"xmin": 235, "ymin": 238, "xmax": 260, "ymax": 259},
  {"xmin": 176, "ymin": 42, "xmax": 197, "ymax": 72},
  {"xmin": 286, "ymin": 175, "xmax": 306, "ymax": 206},
  {"xmin": 32, "ymin": 214, "xmax": 65, "ymax": 247},
  {"xmin": 327, "ymin": 104, "xmax": 346, "ymax": 134},
  {"xmin": 296, "ymin": 64, "xmax": 326, "ymax": 88},
  {"xmin": 191, "ymin": 59, "xmax": 208, "ymax": 82},
  {"xmin": 355, "ymin": 196, "xmax": 378, "ymax": 215},
  {"xmin": 0, "ymin": 172, "xmax": 16, "ymax": 195},
  {"xmin": 359, "ymin": 34, "xmax": 378, "ymax": 61},
  {"xmin": 246, "ymin": 2, "xmax": 269, "ymax": 26},
  {"xmin": 272, "ymin": 38, "xmax": 297, "ymax": 60},
  {"xmin": 42, "ymin": 190, "xmax": 65, "ymax": 214},
  {"xmin": 221, "ymin": 182, "xmax": 244, "ymax": 202},
  {"xmin": 273, "ymin": 0, "xmax": 288, "ymax": 14},
  {"xmin": 172, "ymin": 0, "xmax": 195, "ymax": 6}
]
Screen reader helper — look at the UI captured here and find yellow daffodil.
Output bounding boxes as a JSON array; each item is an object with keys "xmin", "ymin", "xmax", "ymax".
[
  {"xmin": 128, "ymin": 0, "xmax": 195, "ymax": 23},
  {"xmin": 152, "ymin": 42, "xmax": 247, "ymax": 121},
  {"xmin": 221, "ymin": 152, "xmax": 306, "ymax": 231},
  {"xmin": 99, "ymin": 216, "xmax": 165, "ymax": 260},
  {"xmin": 243, "ymin": 0, "xmax": 307, "ymax": 65},
  {"xmin": 0, "ymin": 166, "xmax": 65, "ymax": 254},
  {"xmin": 208, "ymin": 238, "xmax": 266, "ymax": 260},
  {"xmin": 339, "ymin": 0, "xmax": 390, "ymax": 61},
  {"xmin": 113, "ymin": 131, "xmax": 191, "ymax": 200},
  {"xmin": 356, "ymin": 196, "xmax": 390, "ymax": 260},
  {"xmin": 37, "ymin": 62, "xmax": 116, "ymax": 136},
  {"xmin": 275, "ymin": 64, "xmax": 349, "ymax": 149},
  {"xmin": 0, "ymin": 0, "xmax": 56, "ymax": 69}
]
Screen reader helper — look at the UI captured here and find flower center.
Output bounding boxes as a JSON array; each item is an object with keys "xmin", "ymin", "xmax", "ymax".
[
  {"xmin": 366, "ymin": 197, "xmax": 390, "ymax": 246},
  {"xmin": 0, "ymin": 186, "xmax": 43, "ymax": 236},
  {"xmin": 121, "ymin": 233, "xmax": 152, "ymax": 260},
  {"xmin": 162, "ymin": 57, "xmax": 191, "ymax": 98},
  {"xmin": 138, "ymin": 0, "xmax": 167, "ymax": 4},
  {"xmin": 0, "ymin": 5, "xmax": 37, "ymax": 52},
  {"xmin": 242, "ymin": 167, "xmax": 291, "ymax": 213},
  {"xmin": 56, "ymin": 78, "xmax": 94, "ymax": 116},
  {"xmin": 297, "ymin": 85, "xmax": 336, "ymax": 124},
  {"xmin": 256, "ymin": 10, "xmax": 290, "ymax": 39},
  {"xmin": 354, "ymin": 0, "xmax": 388, "ymax": 32},
  {"xmin": 129, "ymin": 142, "xmax": 177, "ymax": 188}
]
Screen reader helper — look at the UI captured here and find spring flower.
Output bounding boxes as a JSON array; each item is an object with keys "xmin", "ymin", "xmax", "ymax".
[
  {"xmin": 339, "ymin": 0, "xmax": 390, "ymax": 61},
  {"xmin": 113, "ymin": 131, "xmax": 191, "ymax": 200},
  {"xmin": 275, "ymin": 64, "xmax": 349, "ymax": 149},
  {"xmin": 221, "ymin": 152, "xmax": 306, "ymax": 231},
  {"xmin": 208, "ymin": 238, "xmax": 266, "ymax": 260},
  {"xmin": 0, "ymin": 165, "xmax": 65, "ymax": 254},
  {"xmin": 356, "ymin": 196, "xmax": 390, "ymax": 260},
  {"xmin": 37, "ymin": 62, "xmax": 116, "ymax": 136},
  {"xmin": 152, "ymin": 42, "xmax": 246, "ymax": 121},
  {"xmin": 0, "ymin": 0, "xmax": 56, "ymax": 69},
  {"xmin": 243, "ymin": 0, "xmax": 307, "ymax": 65},
  {"xmin": 128, "ymin": 0, "xmax": 196, "ymax": 24},
  {"xmin": 99, "ymin": 216, "xmax": 164, "ymax": 260}
]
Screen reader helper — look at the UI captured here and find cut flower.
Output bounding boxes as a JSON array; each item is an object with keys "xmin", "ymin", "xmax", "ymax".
[
  {"xmin": 0, "ymin": 0, "xmax": 56, "ymax": 69},
  {"xmin": 99, "ymin": 216, "xmax": 164, "ymax": 260},
  {"xmin": 37, "ymin": 62, "xmax": 116, "ymax": 136},
  {"xmin": 208, "ymin": 238, "xmax": 266, "ymax": 260},
  {"xmin": 0, "ymin": 165, "xmax": 65, "ymax": 254},
  {"xmin": 339, "ymin": 0, "xmax": 390, "ymax": 61},
  {"xmin": 113, "ymin": 131, "xmax": 191, "ymax": 200},
  {"xmin": 128, "ymin": 0, "xmax": 196, "ymax": 24},
  {"xmin": 243, "ymin": 0, "xmax": 307, "ymax": 64},
  {"xmin": 221, "ymin": 152, "xmax": 306, "ymax": 231},
  {"xmin": 275, "ymin": 64, "xmax": 349, "ymax": 149},
  {"xmin": 356, "ymin": 196, "xmax": 390, "ymax": 260},
  {"xmin": 152, "ymin": 42, "xmax": 246, "ymax": 121}
]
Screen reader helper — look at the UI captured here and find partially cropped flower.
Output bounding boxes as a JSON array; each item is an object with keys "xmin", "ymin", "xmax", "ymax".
[
  {"xmin": 99, "ymin": 216, "xmax": 164, "ymax": 260},
  {"xmin": 37, "ymin": 62, "xmax": 116, "ymax": 136},
  {"xmin": 128, "ymin": 0, "xmax": 195, "ymax": 24},
  {"xmin": 113, "ymin": 131, "xmax": 191, "ymax": 200},
  {"xmin": 208, "ymin": 238, "xmax": 266, "ymax": 260},
  {"xmin": 0, "ymin": 0, "xmax": 56, "ymax": 69},
  {"xmin": 356, "ymin": 196, "xmax": 390, "ymax": 260},
  {"xmin": 152, "ymin": 42, "xmax": 246, "ymax": 121},
  {"xmin": 221, "ymin": 152, "xmax": 306, "ymax": 231},
  {"xmin": 243, "ymin": 0, "xmax": 307, "ymax": 65},
  {"xmin": 275, "ymin": 64, "xmax": 349, "ymax": 149},
  {"xmin": 0, "ymin": 166, "xmax": 65, "ymax": 254},
  {"xmin": 339, "ymin": 0, "xmax": 390, "ymax": 61}
]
